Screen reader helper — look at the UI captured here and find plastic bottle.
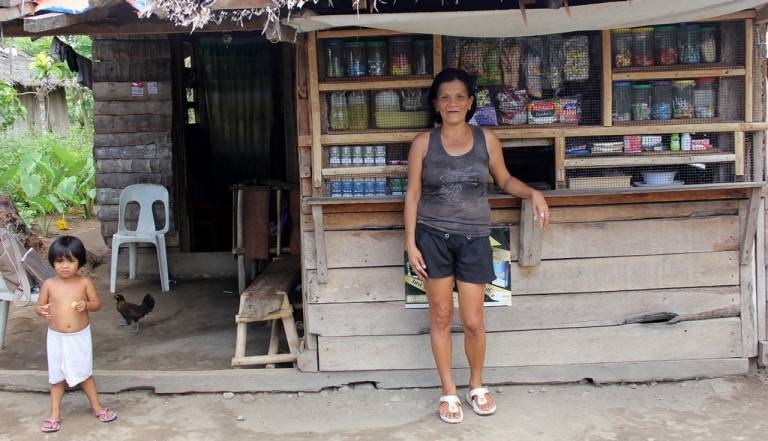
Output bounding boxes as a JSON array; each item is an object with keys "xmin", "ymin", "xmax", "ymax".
[
  {"xmin": 681, "ymin": 133, "xmax": 692, "ymax": 151},
  {"xmin": 670, "ymin": 133, "xmax": 681, "ymax": 151}
]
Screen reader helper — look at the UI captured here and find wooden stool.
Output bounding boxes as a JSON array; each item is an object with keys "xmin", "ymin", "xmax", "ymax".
[{"xmin": 232, "ymin": 256, "xmax": 300, "ymax": 367}]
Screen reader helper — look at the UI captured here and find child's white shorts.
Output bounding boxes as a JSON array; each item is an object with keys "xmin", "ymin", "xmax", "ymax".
[{"xmin": 47, "ymin": 326, "xmax": 92, "ymax": 387}]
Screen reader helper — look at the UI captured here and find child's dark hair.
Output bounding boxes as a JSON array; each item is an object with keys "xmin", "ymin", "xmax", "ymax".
[
  {"xmin": 428, "ymin": 68, "xmax": 477, "ymax": 124},
  {"xmin": 48, "ymin": 235, "xmax": 87, "ymax": 267}
]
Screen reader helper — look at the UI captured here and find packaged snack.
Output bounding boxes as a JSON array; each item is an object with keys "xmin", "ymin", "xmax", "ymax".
[
  {"xmin": 444, "ymin": 37, "xmax": 463, "ymax": 69},
  {"xmin": 523, "ymin": 38, "xmax": 544, "ymax": 98},
  {"xmin": 500, "ymin": 39, "xmax": 521, "ymax": 88},
  {"xmin": 527, "ymin": 99, "xmax": 557, "ymax": 125},
  {"xmin": 496, "ymin": 88, "xmax": 528, "ymax": 125},
  {"xmin": 471, "ymin": 88, "xmax": 498, "ymax": 126},
  {"xmin": 557, "ymin": 95, "xmax": 581, "ymax": 124},
  {"xmin": 563, "ymin": 35, "xmax": 589, "ymax": 81},
  {"xmin": 460, "ymin": 39, "xmax": 485, "ymax": 78},
  {"xmin": 545, "ymin": 35, "xmax": 564, "ymax": 92},
  {"xmin": 481, "ymin": 41, "xmax": 502, "ymax": 86}
]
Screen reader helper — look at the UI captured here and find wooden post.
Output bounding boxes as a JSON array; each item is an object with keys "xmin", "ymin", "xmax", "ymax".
[
  {"xmin": 740, "ymin": 187, "xmax": 761, "ymax": 265},
  {"xmin": 740, "ymin": 257, "xmax": 758, "ymax": 358},
  {"xmin": 756, "ymin": 199, "xmax": 766, "ymax": 343},
  {"xmin": 237, "ymin": 188, "xmax": 246, "ymax": 295},
  {"xmin": 735, "ymin": 131, "xmax": 745, "ymax": 177},
  {"xmin": 433, "ymin": 34, "xmax": 443, "ymax": 72},
  {"xmin": 601, "ymin": 29, "xmax": 613, "ymax": 127},
  {"xmin": 518, "ymin": 198, "xmax": 543, "ymax": 267},
  {"xmin": 265, "ymin": 319, "xmax": 280, "ymax": 369},
  {"xmin": 307, "ymin": 32, "xmax": 324, "ymax": 188},
  {"xmin": 311, "ymin": 205, "xmax": 328, "ymax": 283},
  {"xmin": 745, "ymin": 18, "xmax": 754, "ymax": 123},
  {"xmin": 555, "ymin": 136, "xmax": 566, "ymax": 189},
  {"xmin": 276, "ymin": 188, "xmax": 282, "ymax": 256}
]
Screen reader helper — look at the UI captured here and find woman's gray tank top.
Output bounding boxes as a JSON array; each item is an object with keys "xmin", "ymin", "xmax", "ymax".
[{"xmin": 416, "ymin": 125, "xmax": 491, "ymax": 236}]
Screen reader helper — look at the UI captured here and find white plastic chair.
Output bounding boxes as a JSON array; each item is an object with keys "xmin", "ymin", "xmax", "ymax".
[
  {"xmin": 110, "ymin": 184, "xmax": 170, "ymax": 293},
  {"xmin": 0, "ymin": 228, "xmax": 39, "ymax": 349}
]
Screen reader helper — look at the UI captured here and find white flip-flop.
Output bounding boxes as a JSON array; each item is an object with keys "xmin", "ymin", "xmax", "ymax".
[
  {"xmin": 466, "ymin": 387, "xmax": 496, "ymax": 416},
  {"xmin": 438, "ymin": 395, "xmax": 464, "ymax": 424}
]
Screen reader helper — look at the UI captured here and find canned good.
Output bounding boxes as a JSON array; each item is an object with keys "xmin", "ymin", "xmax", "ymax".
[
  {"xmin": 352, "ymin": 145, "xmax": 364, "ymax": 166},
  {"xmin": 374, "ymin": 145, "xmax": 387, "ymax": 165},
  {"xmin": 375, "ymin": 177, "xmax": 387, "ymax": 195},
  {"xmin": 340, "ymin": 146, "xmax": 352, "ymax": 166},
  {"xmin": 353, "ymin": 178, "xmax": 366, "ymax": 197},
  {"xmin": 390, "ymin": 177, "xmax": 405, "ymax": 196},
  {"xmin": 364, "ymin": 179, "xmax": 376, "ymax": 196},
  {"xmin": 329, "ymin": 179, "xmax": 343, "ymax": 198},
  {"xmin": 328, "ymin": 146, "xmax": 341, "ymax": 167},
  {"xmin": 341, "ymin": 178, "xmax": 354, "ymax": 197},
  {"xmin": 363, "ymin": 145, "xmax": 375, "ymax": 165}
]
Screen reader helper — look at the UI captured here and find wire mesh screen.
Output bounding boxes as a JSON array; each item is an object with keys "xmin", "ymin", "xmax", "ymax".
[
  {"xmin": 323, "ymin": 143, "xmax": 409, "ymax": 197},
  {"xmin": 442, "ymin": 32, "xmax": 602, "ymax": 127},
  {"xmin": 564, "ymin": 132, "xmax": 742, "ymax": 190},
  {"xmin": 318, "ymin": 36, "xmax": 435, "ymax": 82},
  {"xmin": 321, "ymin": 89, "xmax": 432, "ymax": 134}
]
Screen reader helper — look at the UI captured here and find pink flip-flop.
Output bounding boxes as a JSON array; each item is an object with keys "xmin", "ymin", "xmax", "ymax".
[
  {"xmin": 41, "ymin": 418, "xmax": 61, "ymax": 433},
  {"xmin": 93, "ymin": 408, "xmax": 117, "ymax": 423}
]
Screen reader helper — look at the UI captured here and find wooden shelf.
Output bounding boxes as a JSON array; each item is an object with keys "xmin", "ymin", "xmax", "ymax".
[
  {"xmin": 321, "ymin": 165, "xmax": 407, "ymax": 176},
  {"xmin": 318, "ymin": 77, "xmax": 434, "ymax": 92},
  {"xmin": 318, "ymin": 122, "xmax": 768, "ymax": 144},
  {"xmin": 565, "ymin": 152, "xmax": 736, "ymax": 168},
  {"xmin": 611, "ymin": 66, "xmax": 745, "ymax": 81}
]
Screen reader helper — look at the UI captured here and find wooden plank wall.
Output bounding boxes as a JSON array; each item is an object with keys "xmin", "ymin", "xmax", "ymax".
[
  {"xmin": 302, "ymin": 200, "xmax": 751, "ymax": 372},
  {"xmin": 91, "ymin": 36, "xmax": 175, "ymax": 246}
]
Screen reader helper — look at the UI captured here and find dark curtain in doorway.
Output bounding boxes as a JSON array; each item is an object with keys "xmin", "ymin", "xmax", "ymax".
[{"xmin": 198, "ymin": 38, "xmax": 274, "ymax": 184}]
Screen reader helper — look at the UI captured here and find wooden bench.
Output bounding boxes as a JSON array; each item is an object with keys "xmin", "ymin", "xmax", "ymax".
[{"xmin": 232, "ymin": 255, "xmax": 301, "ymax": 367}]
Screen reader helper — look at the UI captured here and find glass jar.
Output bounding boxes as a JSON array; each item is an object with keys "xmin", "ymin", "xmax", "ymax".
[
  {"xmin": 374, "ymin": 90, "xmax": 400, "ymax": 112},
  {"xmin": 325, "ymin": 39, "xmax": 344, "ymax": 78},
  {"xmin": 611, "ymin": 29, "xmax": 633, "ymax": 68},
  {"xmin": 413, "ymin": 39, "xmax": 432, "ymax": 75},
  {"xmin": 612, "ymin": 81, "xmax": 632, "ymax": 122},
  {"xmin": 651, "ymin": 80, "xmax": 673, "ymax": 120},
  {"xmin": 694, "ymin": 77, "xmax": 717, "ymax": 118},
  {"xmin": 653, "ymin": 25, "xmax": 677, "ymax": 65},
  {"xmin": 329, "ymin": 92, "xmax": 349, "ymax": 130},
  {"xmin": 345, "ymin": 41, "xmax": 366, "ymax": 77},
  {"xmin": 700, "ymin": 26, "xmax": 718, "ymax": 63},
  {"xmin": 389, "ymin": 36, "xmax": 412, "ymax": 75},
  {"xmin": 366, "ymin": 40, "xmax": 387, "ymax": 76},
  {"xmin": 347, "ymin": 91, "xmax": 369, "ymax": 130},
  {"xmin": 678, "ymin": 24, "xmax": 701, "ymax": 64},
  {"xmin": 631, "ymin": 83, "xmax": 652, "ymax": 121},
  {"xmin": 632, "ymin": 27, "xmax": 654, "ymax": 67},
  {"xmin": 673, "ymin": 79, "xmax": 695, "ymax": 118}
]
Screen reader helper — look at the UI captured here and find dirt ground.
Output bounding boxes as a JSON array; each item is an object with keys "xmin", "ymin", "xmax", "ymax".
[
  {"xmin": 2, "ymin": 372, "xmax": 768, "ymax": 441},
  {"xmin": 1, "ymin": 217, "xmax": 274, "ymax": 371}
]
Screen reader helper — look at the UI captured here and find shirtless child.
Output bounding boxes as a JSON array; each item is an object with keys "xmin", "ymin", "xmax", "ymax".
[{"xmin": 35, "ymin": 235, "xmax": 117, "ymax": 433}]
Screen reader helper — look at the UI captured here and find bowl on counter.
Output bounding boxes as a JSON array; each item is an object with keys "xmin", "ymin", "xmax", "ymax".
[{"xmin": 642, "ymin": 171, "xmax": 676, "ymax": 185}]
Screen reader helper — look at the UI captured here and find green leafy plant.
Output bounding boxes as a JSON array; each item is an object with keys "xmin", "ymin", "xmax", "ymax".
[{"xmin": 0, "ymin": 80, "xmax": 26, "ymax": 130}]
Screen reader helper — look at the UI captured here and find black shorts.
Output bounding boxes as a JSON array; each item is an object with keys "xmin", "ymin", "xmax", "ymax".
[{"xmin": 415, "ymin": 223, "xmax": 495, "ymax": 284}]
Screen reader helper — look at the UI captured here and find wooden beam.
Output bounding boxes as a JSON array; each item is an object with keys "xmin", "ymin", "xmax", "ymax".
[
  {"xmin": 307, "ymin": 32, "xmax": 323, "ymax": 189},
  {"xmin": 612, "ymin": 67, "xmax": 745, "ymax": 81},
  {"xmin": 518, "ymin": 198, "xmax": 543, "ymax": 267},
  {"xmin": 0, "ymin": 0, "xmax": 21, "ymax": 7},
  {"xmin": 739, "ymin": 187, "xmax": 761, "ymax": 264},
  {"xmin": 318, "ymin": 78, "xmax": 433, "ymax": 92},
  {"xmin": 0, "ymin": 2, "xmax": 33, "ymax": 21},
  {"xmin": 601, "ymin": 29, "xmax": 612, "ymax": 127},
  {"xmin": 433, "ymin": 34, "xmax": 443, "ymax": 73},
  {"xmin": 555, "ymin": 136, "xmax": 565, "ymax": 188},
  {"xmin": 740, "ymin": 260, "xmax": 758, "ymax": 357},
  {"xmin": 698, "ymin": 10, "xmax": 756, "ymax": 23},
  {"xmin": 735, "ymin": 131, "xmax": 745, "ymax": 176},
  {"xmin": 311, "ymin": 205, "xmax": 328, "ymax": 283},
  {"xmin": 757, "ymin": 4, "xmax": 768, "ymax": 24},
  {"xmin": 565, "ymin": 153, "xmax": 736, "ymax": 168},
  {"xmin": 745, "ymin": 19, "xmax": 755, "ymax": 123}
]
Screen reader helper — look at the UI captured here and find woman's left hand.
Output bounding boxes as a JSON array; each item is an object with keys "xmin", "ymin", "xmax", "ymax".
[{"xmin": 531, "ymin": 190, "xmax": 549, "ymax": 229}]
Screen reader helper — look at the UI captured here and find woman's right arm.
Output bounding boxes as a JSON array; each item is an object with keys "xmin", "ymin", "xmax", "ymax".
[{"xmin": 404, "ymin": 132, "xmax": 429, "ymax": 280}]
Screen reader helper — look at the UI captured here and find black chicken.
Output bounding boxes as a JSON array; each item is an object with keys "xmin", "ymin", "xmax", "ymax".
[{"xmin": 114, "ymin": 294, "xmax": 155, "ymax": 334}]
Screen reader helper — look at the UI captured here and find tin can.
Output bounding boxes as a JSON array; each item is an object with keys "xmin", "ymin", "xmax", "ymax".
[
  {"xmin": 341, "ymin": 178, "xmax": 354, "ymax": 197},
  {"xmin": 375, "ymin": 145, "xmax": 387, "ymax": 165},
  {"xmin": 329, "ymin": 179, "xmax": 343, "ymax": 197},
  {"xmin": 363, "ymin": 145, "xmax": 375, "ymax": 165},
  {"xmin": 375, "ymin": 177, "xmax": 387, "ymax": 195},
  {"xmin": 340, "ymin": 146, "xmax": 352, "ymax": 166},
  {"xmin": 364, "ymin": 179, "xmax": 376, "ymax": 196},
  {"xmin": 353, "ymin": 178, "xmax": 366, "ymax": 197},
  {"xmin": 328, "ymin": 146, "xmax": 341, "ymax": 167},
  {"xmin": 352, "ymin": 146, "xmax": 364, "ymax": 166}
]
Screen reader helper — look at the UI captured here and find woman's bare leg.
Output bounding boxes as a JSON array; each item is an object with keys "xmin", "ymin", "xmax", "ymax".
[
  {"xmin": 426, "ymin": 276, "xmax": 460, "ymax": 420},
  {"xmin": 457, "ymin": 280, "xmax": 495, "ymax": 413}
]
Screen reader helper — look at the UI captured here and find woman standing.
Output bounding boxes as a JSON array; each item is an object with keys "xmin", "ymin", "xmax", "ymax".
[{"xmin": 404, "ymin": 68, "xmax": 549, "ymax": 424}]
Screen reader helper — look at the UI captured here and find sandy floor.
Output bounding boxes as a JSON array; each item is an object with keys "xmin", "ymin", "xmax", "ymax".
[
  {"xmin": 1, "ymin": 218, "xmax": 276, "ymax": 371},
  {"xmin": 2, "ymin": 373, "xmax": 768, "ymax": 441}
]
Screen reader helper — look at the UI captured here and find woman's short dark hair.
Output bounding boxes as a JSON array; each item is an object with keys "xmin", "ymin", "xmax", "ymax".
[
  {"xmin": 428, "ymin": 68, "xmax": 477, "ymax": 124},
  {"xmin": 48, "ymin": 235, "xmax": 87, "ymax": 267}
]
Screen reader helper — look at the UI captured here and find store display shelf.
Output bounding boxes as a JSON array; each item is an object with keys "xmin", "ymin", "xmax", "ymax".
[
  {"xmin": 318, "ymin": 77, "xmax": 434, "ymax": 91},
  {"xmin": 564, "ymin": 152, "xmax": 736, "ymax": 168},
  {"xmin": 611, "ymin": 65, "xmax": 745, "ymax": 81},
  {"xmin": 322, "ymin": 165, "xmax": 408, "ymax": 176},
  {"xmin": 613, "ymin": 117, "xmax": 722, "ymax": 126}
]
